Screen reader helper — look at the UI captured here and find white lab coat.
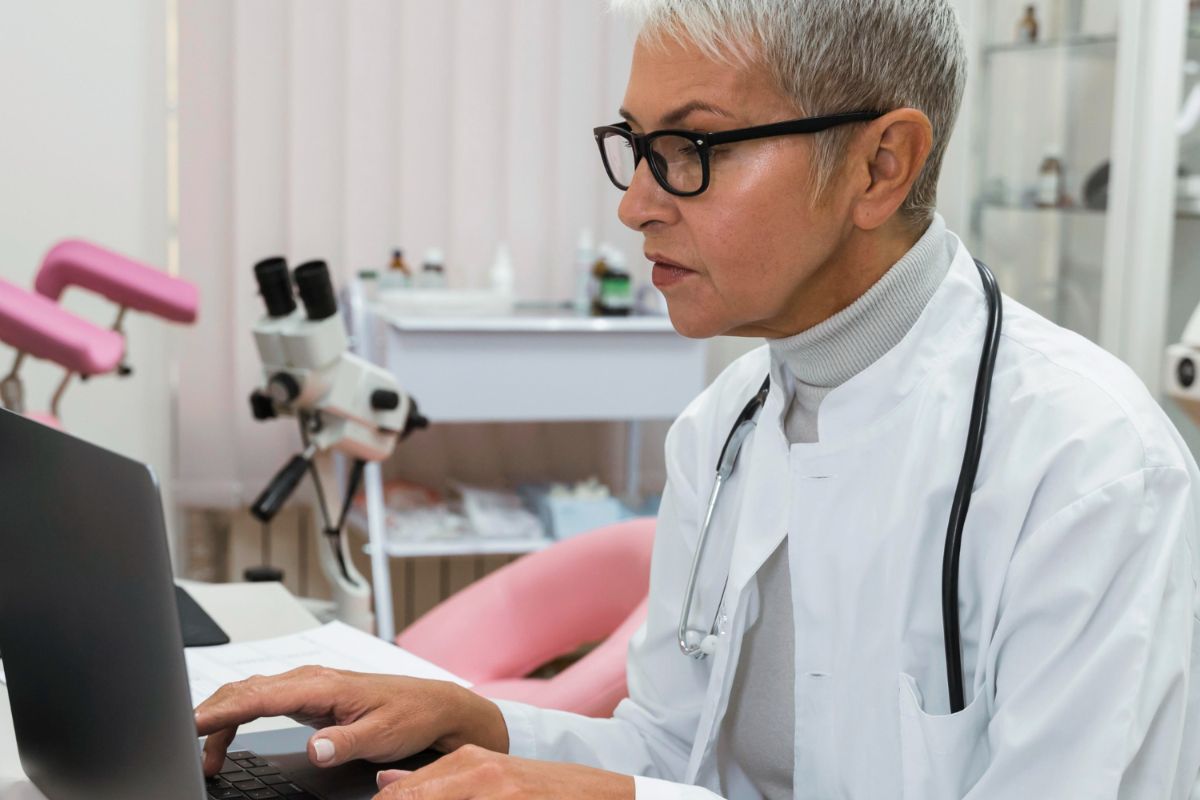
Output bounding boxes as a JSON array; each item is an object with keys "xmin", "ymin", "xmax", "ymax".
[{"xmin": 497, "ymin": 238, "xmax": 1200, "ymax": 799}]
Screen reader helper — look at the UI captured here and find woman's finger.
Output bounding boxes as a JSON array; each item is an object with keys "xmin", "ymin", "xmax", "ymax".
[
  {"xmin": 200, "ymin": 724, "xmax": 239, "ymax": 777},
  {"xmin": 194, "ymin": 667, "xmax": 342, "ymax": 736},
  {"xmin": 376, "ymin": 769, "xmax": 412, "ymax": 789}
]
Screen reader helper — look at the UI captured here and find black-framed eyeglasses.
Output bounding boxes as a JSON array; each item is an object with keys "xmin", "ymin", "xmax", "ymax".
[{"xmin": 593, "ymin": 111, "xmax": 884, "ymax": 197}]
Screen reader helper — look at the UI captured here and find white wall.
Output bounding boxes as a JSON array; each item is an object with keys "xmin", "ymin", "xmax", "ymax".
[{"xmin": 0, "ymin": 0, "xmax": 176, "ymax": 535}]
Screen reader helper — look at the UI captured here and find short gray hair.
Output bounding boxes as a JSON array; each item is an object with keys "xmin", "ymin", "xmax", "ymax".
[{"xmin": 611, "ymin": 0, "xmax": 967, "ymax": 226}]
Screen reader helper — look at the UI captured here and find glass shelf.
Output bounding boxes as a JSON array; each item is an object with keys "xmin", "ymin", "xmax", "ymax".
[
  {"xmin": 986, "ymin": 32, "xmax": 1200, "ymax": 59},
  {"xmin": 983, "ymin": 33, "xmax": 1118, "ymax": 58},
  {"xmin": 980, "ymin": 200, "xmax": 1200, "ymax": 220}
]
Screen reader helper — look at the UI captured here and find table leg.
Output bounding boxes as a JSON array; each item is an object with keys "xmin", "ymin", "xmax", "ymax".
[
  {"xmin": 625, "ymin": 419, "xmax": 643, "ymax": 509},
  {"xmin": 364, "ymin": 461, "xmax": 395, "ymax": 641}
]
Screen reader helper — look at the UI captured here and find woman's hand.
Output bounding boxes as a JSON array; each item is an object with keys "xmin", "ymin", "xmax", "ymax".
[
  {"xmin": 374, "ymin": 745, "xmax": 635, "ymax": 799},
  {"xmin": 194, "ymin": 666, "xmax": 509, "ymax": 776}
]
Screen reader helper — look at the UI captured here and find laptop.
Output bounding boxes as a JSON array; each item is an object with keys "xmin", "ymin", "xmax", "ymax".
[{"xmin": 0, "ymin": 408, "xmax": 437, "ymax": 798}]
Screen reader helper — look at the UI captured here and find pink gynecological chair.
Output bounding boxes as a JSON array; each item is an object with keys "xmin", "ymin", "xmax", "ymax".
[
  {"xmin": 0, "ymin": 239, "xmax": 198, "ymax": 428},
  {"xmin": 397, "ymin": 517, "xmax": 656, "ymax": 718}
]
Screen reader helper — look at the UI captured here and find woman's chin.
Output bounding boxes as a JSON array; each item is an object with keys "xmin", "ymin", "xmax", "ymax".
[{"xmin": 665, "ymin": 306, "xmax": 731, "ymax": 340}]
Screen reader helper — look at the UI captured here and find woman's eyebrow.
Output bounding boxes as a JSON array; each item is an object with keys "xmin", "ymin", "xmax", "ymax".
[{"xmin": 618, "ymin": 100, "xmax": 735, "ymax": 129}]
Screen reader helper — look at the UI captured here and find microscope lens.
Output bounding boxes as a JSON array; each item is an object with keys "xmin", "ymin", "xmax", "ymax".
[
  {"xmin": 293, "ymin": 260, "xmax": 339, "ymax": 321},
  {"xmin": 254, "ymin": 257, "xmax": 296, "ymax": 318}
]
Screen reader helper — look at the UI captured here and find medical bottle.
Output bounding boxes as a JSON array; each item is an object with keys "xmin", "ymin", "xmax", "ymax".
[
  {"xmin": 1036, "ymin": 149, "xmax": 1065, "ymax": 208},
  {"xmin": 383, "ymin": 248, "xmax": 412, "ymax": 290},
  {"xmin": 590, "ymin": 247, "xmax": 610, "ymax": 316},
  {"xmin": 595, "ymin": 246, "xmax": 633, "ymax": 317},
  {"xmin": 1017, "ymin": 5, "xmax": 1039, "ymax": 44},
  {"xmin": 356, "ymin": 269, "xmax": 380, "ymax": 302},
  {"xmin": 419, "ymin": 247, "xmax": 447, "ymax": 289}
]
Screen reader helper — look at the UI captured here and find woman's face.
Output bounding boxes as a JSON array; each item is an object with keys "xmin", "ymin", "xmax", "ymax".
[{"xmin": 617, "ymin": 36, "xmax": 859, "ymax": 340}]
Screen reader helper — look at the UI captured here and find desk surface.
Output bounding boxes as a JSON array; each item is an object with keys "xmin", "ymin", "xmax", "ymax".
[{"xmin": 0, "ymin": 581, "xmax": 321, "ymax": 797}]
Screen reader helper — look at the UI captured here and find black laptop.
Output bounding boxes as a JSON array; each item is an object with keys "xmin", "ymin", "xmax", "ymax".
[{"xmin": 0, "ymin": 408, "xmax": 436, "ymax": 799}]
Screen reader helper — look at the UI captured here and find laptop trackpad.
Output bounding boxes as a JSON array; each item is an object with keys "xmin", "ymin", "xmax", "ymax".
[{"xmin": 233, "ymin": 726, "xmax": 441, "ymax": 800}]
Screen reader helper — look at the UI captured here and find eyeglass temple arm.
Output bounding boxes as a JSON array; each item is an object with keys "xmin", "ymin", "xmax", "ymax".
[{"xmin": 706, "ymin": 111, "xmax": 884, "ymax": 146}]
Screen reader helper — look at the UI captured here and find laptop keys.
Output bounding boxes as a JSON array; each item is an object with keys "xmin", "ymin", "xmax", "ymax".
[{"xmin": 205, "ymin": 749, "xmax": 321, "ymax": 798}]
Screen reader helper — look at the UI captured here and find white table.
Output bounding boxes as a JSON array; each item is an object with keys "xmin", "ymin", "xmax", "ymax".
[
  {"xmin": 0, "ymin": 581, "xmax": 321, "ymax": 797},
  {"xmin": 356, "ymin": 308, "xmax": 709, "ymax": 641}
]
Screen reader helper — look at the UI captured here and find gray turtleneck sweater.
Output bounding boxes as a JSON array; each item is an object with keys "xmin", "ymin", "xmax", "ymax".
[{"xmin": 720, "ymin": 216, "xmax": 955, "ymax": 799}]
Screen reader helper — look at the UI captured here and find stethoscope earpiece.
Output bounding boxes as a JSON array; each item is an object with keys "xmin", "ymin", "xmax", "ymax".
[{"xmin": 700, "ymin": 634, "xmax": 719, "ymax": 656}]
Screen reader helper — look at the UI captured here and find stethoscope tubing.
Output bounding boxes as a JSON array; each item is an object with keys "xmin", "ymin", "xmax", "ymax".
[
  {"xmin": 941, "ymin": 260, "xmax": 1004, "ymax": 713},
  {"xmin": 678, "ymin": 473, "xmax": 728, "ymax": 657}
]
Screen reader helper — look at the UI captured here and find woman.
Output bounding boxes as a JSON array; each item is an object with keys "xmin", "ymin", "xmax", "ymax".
[{"xmin": 197, "ymin": 1, "xmax": 1200, "ymax": 797}]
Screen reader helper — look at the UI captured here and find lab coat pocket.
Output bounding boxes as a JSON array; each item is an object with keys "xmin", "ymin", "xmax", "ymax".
[{"xmin": 897, "ymin": 672, "xmax": 990, "ymax": 800}]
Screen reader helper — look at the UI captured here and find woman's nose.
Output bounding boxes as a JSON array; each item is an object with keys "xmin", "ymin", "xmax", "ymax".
[{"xmin": 618, "ymin": 159, "xmax": 678, "ymax": 232}]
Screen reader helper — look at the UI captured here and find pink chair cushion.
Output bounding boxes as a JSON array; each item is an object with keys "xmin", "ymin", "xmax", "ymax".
[
  {"xmin": 474, "ymin": 597, "xmax": 649, "ymax": 717},
  {"xmin": 35, "ymin": 239, "xmax": 199, "ymax": 324},
  {"xmin": 23, "ymin": 412, "xmax": 63, "ymax": 430},
  {"xmin": 397, "ymin": 518, "xmax": 655, "ymax": 694},
  {"xmin": 0, "ymin": 279, "xmax": 125, "ymax": 375}
]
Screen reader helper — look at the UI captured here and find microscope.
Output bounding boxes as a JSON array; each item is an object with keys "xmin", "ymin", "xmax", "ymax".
[
  {"xmin": 248, "ymin": 258, "xmax": 427, "ymax": 631},
  {"xmin": 1166, "ymin": 302, "xmax": 1200, "ymax": 428}
]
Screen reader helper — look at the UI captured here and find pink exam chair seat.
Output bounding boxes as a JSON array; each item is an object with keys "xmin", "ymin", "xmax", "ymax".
[
  {"xmin": 0, "ymin": 279, "xmax": 125, "ymax": 376},
  {"xmin": 36, "ymin": 239, "xmax": 199, "ymax": 323},
  {"xmin": 397, "ymin": 518, "xmax": 655, "ymax": 718}
]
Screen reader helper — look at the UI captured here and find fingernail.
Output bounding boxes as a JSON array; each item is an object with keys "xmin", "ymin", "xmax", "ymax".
[
  {"xmin": 377, "ymin": 770, "xmax": 412, "ymax": 789},
  {"xmin": 313, "ymin": 738, "xmax": 335, "ymax": 763}
]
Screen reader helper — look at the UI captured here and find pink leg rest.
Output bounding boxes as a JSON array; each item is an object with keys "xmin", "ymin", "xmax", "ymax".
[
  {"xmin": 0, "ymin": 279, "xmax": 125, "ymax": 376},
  {"xmin": 35, "ymin": 239, "xmax": 199, "ymax": 324}
]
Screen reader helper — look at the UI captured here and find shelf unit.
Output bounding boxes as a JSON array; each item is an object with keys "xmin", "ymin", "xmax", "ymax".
[
  {"xmin": 346, "ymin": 508, "xmax": 552, "ymax": 559},
  {"xmin": 345, "ymin": 294, "xmax": 709, "ymax": 641},
  {"xmin": 966, "ymin": 0, "xmax": 1193, "ymax": 376}
]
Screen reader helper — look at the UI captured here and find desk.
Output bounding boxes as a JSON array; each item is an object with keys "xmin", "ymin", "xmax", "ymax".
[
  {"xmin": 0, "ymin": 581, "xmax": 321, "ymax": 797},
  {"xmin": 356, "ymin": 309, "xmax": 709, "ymax": 641}
]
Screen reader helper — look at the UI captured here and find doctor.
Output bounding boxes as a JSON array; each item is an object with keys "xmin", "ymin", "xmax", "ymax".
[{"xmin": 196, "ymin": 0, "xmax": 1200, "ymax": 797}]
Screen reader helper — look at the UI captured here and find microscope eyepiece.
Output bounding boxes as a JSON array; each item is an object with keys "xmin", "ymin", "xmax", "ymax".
[
  {"xmin": 254, "ymin": 257, "xmax": 296, "ymax": 318},
  {"xmin": 293, "ymin": 260, "xmax": 339, "ymax": 321}
]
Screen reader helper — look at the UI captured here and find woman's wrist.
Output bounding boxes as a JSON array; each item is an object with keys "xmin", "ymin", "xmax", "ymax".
[{"xmin": 432, "ymin": 682, "xmax": 511, "ymax": 755}]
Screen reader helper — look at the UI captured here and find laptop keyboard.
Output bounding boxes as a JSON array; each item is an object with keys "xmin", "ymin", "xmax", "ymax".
[{"xmin": 205, "ymin": 750, "xmax": 320, "ymax": 799}]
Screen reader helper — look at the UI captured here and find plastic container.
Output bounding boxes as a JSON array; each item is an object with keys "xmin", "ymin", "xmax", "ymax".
[
  {"xmin": 519, "ymin": 483, "xmax": 634, "ymax": 540},
  {"xmin": 490, "ymin": 243, "xmax": 515, "ymax": 296},
  {"xmin": 574, "ymin": 230, "xmax": 595, "ymax": 313}
]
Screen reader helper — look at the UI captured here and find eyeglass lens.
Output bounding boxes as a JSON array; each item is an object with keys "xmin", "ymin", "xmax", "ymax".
[{"xmin": 602, "ymin": 131, "xmax": 705, "ymax": 194}]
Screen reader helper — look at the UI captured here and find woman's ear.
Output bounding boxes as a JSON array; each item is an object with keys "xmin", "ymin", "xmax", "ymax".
[{"xmin": 849, "ymin": 109, "xmax": 933, "ymax": 231}]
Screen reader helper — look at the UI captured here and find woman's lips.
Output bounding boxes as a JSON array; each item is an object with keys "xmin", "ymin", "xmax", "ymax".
[{"xmin": 650, "ymin": 258, "xmax": 697, "ymax": 289}]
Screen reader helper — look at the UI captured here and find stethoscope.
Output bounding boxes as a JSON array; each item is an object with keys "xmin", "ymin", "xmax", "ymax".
[{"xmin": 677, "ymin": 259, "xmax": 1003, "ymax": 715}]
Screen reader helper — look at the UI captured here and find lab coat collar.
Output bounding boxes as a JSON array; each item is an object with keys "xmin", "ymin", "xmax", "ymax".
[{"xmin": 812, "ymin": 236, "xmax": 986, "ymax": 448}]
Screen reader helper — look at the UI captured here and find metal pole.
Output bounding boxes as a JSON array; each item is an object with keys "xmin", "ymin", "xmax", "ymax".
[
  {"xmin": 364, "ymin": 460, "xmax": 394, "ymax": 641},
  {"xmin": 625, "ymin": 419, "xmax": 643, "ymax": 509},
  {"xmin": 1, "ymin": 352, "xmax": 28, "ymax": 413}
]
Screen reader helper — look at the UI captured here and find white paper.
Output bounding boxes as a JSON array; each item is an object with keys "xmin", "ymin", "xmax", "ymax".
[{"xmin": 185, "ymin": 621, "xmax": 469, "ymax": 707}]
